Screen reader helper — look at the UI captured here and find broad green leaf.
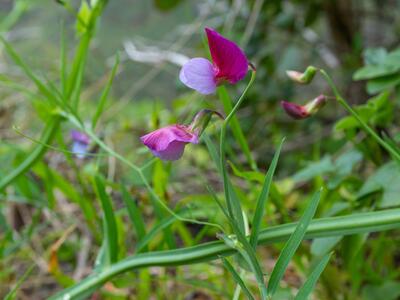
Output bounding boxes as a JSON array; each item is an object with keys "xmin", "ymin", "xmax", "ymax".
[
  {"xmin": 221, "ymin": 257, "xmax": 256, "ymax": 300},
  {"xmin": 267, "ymin": 190, "xmax": 321, "ymax": 297},
  {"xmin": 249, "ymin": 138, "xmax": 284, "ymax": 248},
  {"xmin": 292, "ymin": 156, "xmax": 334, "ymax": 183},
  {"xmin": 357, "ymin": 162, "xmax": 400, "ymax": 207},
  {"xmin": 366, "ymin": 74, "xmax": 400, "ymax": 94},
  {"xmin": 153, "ymin": 0, "xmax": 182, "ymax": 11},
  {"xmin": 353, "ymin": 64, "xmax": 399, "ymax": 80},
  {"xmin": 311, "ymin": 236, "xmax": 342, "ymax": 257},
  {"xmin": 294, "ymin": 252, "xmax": 332, "ymax": 300},
  {"xmin": 362, "ymin": 281, "xmax": 400, "ymax": 300}
]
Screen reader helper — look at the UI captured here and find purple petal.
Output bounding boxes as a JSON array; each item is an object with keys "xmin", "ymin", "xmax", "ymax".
[
  {"xmin": 151, "ymin": 141, "xmax": 187, "ymax": 161},
  {"xmin": 205, "ymin": 27, "xmax": 248, "ymax": 84},
  {"xmin": 179, "ymin": 58, "xmax": 217, "ymax": 95},
  {"xmin": 70, "ymin": 130, "xmax": 90, "ymax": 145},
  {"xmin": 140, "ymin": 125, "xmax": 198, "ymax": 161}
]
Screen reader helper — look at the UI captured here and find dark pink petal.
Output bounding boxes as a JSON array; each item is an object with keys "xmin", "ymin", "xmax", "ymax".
[
  {"xmin": 205, "ymin": 27, "xmax": 248, "ymax": 84},
  {"xmin": 179, "ymin": 58, "xmax": 217, "ymax": 94},
  {"xmin": 281, "ymin": 101, "xmax": 309, "ymax": 119},
  {"xmin": 140, "ymin": 125, "xmax": 199, "ymax": 161}
]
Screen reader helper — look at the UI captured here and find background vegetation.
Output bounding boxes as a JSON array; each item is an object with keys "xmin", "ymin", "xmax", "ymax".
[{"xmin": 1, "ymin": 0, "xmax": 400, "ymax": 299}]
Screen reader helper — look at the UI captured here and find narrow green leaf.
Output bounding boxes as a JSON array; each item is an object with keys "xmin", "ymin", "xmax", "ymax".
[
  {"xmin": 267, "ymin": 190, "xmax": 321, "ymax": 297},
  {"xmin": 221, "ymin": 257, "xmax": 256, "ymax": 300},
  {"xmin": 204, "ymin": 133, "xmax": 245, "ymax": 233},
  {"xmin": 49, "ymin": 208, "xmax": 400, "ymax": 300},
  {"xmin": 121, "ymin": 185, "xmax": 147, "ymax": 250},
  {"xmin": 4, "ymin": 264, "xmax": 35, "ymax": 300},
  {"xmin": 294, "ymin": 252, "xmax": 332, "ymax": 300},
  {"xmin": 250, "ymin": 139, "xmax": 284, "ymax": 249},
  {"xmin": 0, "ymin": 117, "xmax": 61, "ymax": 192},
  {"xmin": 91, "ymin": 53, "xmax": 119, "ymax": 128},
  {"xmin": 0, "ymin": 36, "xmax": 54, "ymax": 103},
  {"xmin": 217, "ymin": 86, "xmax": 257, "ymax": 170},
  {"xmin": 94, "ymin": 175, "xmax": 118, "ymax": 265}
]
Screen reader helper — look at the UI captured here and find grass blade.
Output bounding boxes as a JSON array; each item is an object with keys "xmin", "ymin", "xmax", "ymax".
[
  {"xmin": 221, "ymin": 257, "xmax": 256, "ymax": 300},
  {"xmin": 294, "ymin": 252, "xmax": 332, "ymax": 300},
  {"xmin": 94, "ymin": 175, "xmax": 118, "ymax": 265},
  {"xmin": 121, "ymin": 185, "xmax": 147, "ymax": 250},
  {"xmin": 4, "ymin": 264, "xmax": 35, "ymax": 300},
  {"xmin": 0, "ymin": 36, "xmax": 54, "ymax": 102},
  {"xmin": 250, "ymin": 138, "xmax": 284, "ymax": 249},
  {"xmin": 0, "ymin": 116, "xmax": 61, "ymax": 191},
  {"xmin": 49, "ymin": 208, "xmax": 400, "ymax": 300},
  {"xmin": 267, "ymin": 190, "xmax": 322, "ymax": 297},
  {"xmin": 91, "ymin": 53, "xmax": 120, "ymax": 128}
]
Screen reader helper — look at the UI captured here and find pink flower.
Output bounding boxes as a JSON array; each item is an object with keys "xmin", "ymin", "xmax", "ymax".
[
  {"xmin": 281, "ymin": 95, "xmax": 327, "ymax": 120},
  {"xmin": 140, "ymin": 125, "xmax": 199, "ymax": 161},
  {"xmin": 179, "ymin": 27, "xmax": 249, "ymax": 95}
]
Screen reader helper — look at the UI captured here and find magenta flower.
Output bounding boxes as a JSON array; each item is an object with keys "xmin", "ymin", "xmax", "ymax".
[
  {"xmin": 140, "ymin": 125, "xmax": 199, "ymax": 161},
  {"xmin": 281, "ymin": 95, "xmax": 327, "ymax": 120},
  {"xmin": 179, "ymin": 27, "xmax": 249, "ymax": 95}
]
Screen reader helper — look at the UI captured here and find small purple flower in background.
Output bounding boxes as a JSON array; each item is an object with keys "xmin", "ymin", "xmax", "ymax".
[
  {"xmin": 281, "ymin": 95, "xmax": 327, "ymax": 120},
  {"xmin": 179, "ymin": 27, "xmax": 249, "ymax": 95},
  {"xmin": 70, "ymin": 130, "xmax": 90, "ymax": 159},
  {"xmin": 141, "ymin": 110, "xmax": 223, "ymax": 161}
]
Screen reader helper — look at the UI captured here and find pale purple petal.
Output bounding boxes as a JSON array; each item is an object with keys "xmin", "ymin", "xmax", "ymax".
[
  {"xmin": 179, "ymin": 58, "xmax": 217, "ymax": 95},
  {"xmin": 140, "ymin": 125, "xmax": 199, "ymax": 161},
  {"xmin": 72, "ymin": 141, "xmax": 89, "ymax": 159},
  {"xmin": 205, "ymin": 27, "xmax": 248, "ymax": 84}
]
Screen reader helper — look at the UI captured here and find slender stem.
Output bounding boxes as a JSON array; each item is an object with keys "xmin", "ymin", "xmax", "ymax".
[
  {"xmin": 64, "ymin": 113, "xmax": 224, "ymax": 232},
  {"xmin": 220, "ymin": 71, "xmax": 256, "ymax": 228},
  {"xmin": 320, "ymin": 69, "xmax": 400, "ymax": 163},
  {"xmin": 49, "ymin": 208, "xmax": 400, "ymax": 299}
]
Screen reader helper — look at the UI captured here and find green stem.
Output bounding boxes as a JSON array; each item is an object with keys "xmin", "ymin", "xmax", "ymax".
[
  {"xmin": 320, "ymin": 69, "xmax": 400, "ymax": 163},
  {"xmin": 49, "ymin": 208, "xmax": 400, "ymax": 299},
  {"xmin": 220, "ymin": 71, "xmax": 257, "ymax": 231}
]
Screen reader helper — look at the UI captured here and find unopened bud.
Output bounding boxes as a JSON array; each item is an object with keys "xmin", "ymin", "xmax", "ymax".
[
  {"xmin": 286, "ymin": 66, "xmax": 317, "ymax": 84},
  {"xmin": 189, "ymin": 109, "xmax": 224, "ymax": 135},
  {"xmin": 281, "ymin": 94, "xmax": 327, "ymax": 120}
]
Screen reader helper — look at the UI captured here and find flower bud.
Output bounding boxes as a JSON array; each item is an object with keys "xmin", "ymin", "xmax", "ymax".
[
  {"xmin": 281, "ymin": 94, "xmax": 327, "ymax": 120},
  {"xmin": 286, "ymin": 66, "xmax": 317, "ymax": 84},
  {"xmin": 189, "ymin": 109, "xmax": 224, "ymax": 135}
]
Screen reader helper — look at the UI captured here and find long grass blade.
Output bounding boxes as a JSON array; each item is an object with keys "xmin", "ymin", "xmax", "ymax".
[
  {"xmin": 91, "ymin": 53, "xmax": 120, "ymax": 128},
  {"xmin": 121, "ymin": 185, "xmax": 147, "ymax": 250},
  {"xmin": 49, "ymin": 207, "xmax": 400, "ymax": 299},
  {"xmin": 250, "ymin": 138, "xmax": 284, "ymax": 249},
  {"xmin": 221, "ymin": 257, "xmax": 256, "ymax": 300},
  {"xmin": 294, "ymin": 252, "xmax": 332, "ymax": 300},
  {"xmin": 267, "ymin": 190, "xmax": 321, "ymax": 297},
  {"xmin": 94, "ymin": 175, "xmax": 118, "ymax": 265}
]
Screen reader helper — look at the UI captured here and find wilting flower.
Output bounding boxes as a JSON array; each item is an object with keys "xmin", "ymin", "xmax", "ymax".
[
  {"xmin": 286, "ymin": 66, "xmax": 317, "ymax": 84},
  {"xmin": 179, "ymin": 27, "xmax": 249, "ymax": 95},
  {"xmin": 70, "ymin": 130, "xmax": 90, "ymax": 159},
  {"xmin": 281, "ymin": 95, "xmax": 327, "ymax": 120},
  {"xmin": 141, "ymin": 110, "xmax": 223, "ymax": 161}
]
